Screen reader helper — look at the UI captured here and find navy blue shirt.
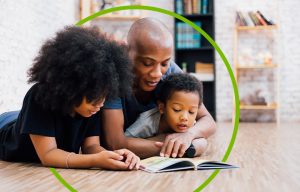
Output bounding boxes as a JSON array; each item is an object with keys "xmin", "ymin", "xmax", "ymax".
[
  {"xmin": 103, "ymin": 61, "xmax": 182, "ymax": 130},
  {"xmin": 0, "ymin": 84, "xmax": 100, "ymax": 162}
]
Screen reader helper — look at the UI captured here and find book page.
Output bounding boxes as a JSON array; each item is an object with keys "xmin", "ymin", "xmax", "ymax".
[
  {"xmin": 180, "ymin": 157, "xmax": 210, "ymax": 166},
  {"xmin": 141, "ymin": 157, "xmax": 194, "ymax": 172}
]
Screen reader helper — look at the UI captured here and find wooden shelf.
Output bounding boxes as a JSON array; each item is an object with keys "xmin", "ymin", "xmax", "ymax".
[
  {"xmin": 181, "ymin": 14, "xmax": 214, "ymax": 18},
  {"xmin": 233, "ymin": 12, "xmax": 280, "ymax": 122},
  {"xmin": 176, "ymin": 47, "xmax": 214, "ymax": 51},
  {"xmin": 240, "ymin": 103, "xmax": 277, "ymax": 110},
  {"xmin": 236, "ymin": 64, "xmax": 278, "ymax": 69},
  {"xmin": 92, "ymin": 14, "xmax": 141, "ymax": 20},
  {"xmin": 236, "ymin": 25, "xmax": 278, "ymax": 31}
]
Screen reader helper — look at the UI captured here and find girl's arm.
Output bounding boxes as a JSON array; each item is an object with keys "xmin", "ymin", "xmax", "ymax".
[{"xmin": 30, "ymin": 134, "xmax": 139, "ymax": 170}]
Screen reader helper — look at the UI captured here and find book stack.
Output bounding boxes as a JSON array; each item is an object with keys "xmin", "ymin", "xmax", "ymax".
[
  {"xmin": 236, "ymin": 11, "xmax": 275, "ymax": 26},
  {"xmin": 176, "ymin": 21, "xmax": 202, "ymax": 49},
  {"xmin": 176, "ymin": 0, "xmax": 209, "ymax": 15},
  {"xmin": 195, "ymin": 62, "xmax": 213, "ymax": 74}
]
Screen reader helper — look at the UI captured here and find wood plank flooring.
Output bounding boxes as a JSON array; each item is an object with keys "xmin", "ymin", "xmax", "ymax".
[{"xmin": 1, "ymin": 123, "xmax": 299, "ymax": 192}]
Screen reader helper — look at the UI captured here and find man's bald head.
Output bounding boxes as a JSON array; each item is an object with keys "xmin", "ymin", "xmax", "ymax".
[{"xmin": 127, "ymin": 17, "xmax": 173, "ymax": 51}]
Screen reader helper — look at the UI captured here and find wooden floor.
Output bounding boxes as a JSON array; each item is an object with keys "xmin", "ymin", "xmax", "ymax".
[{"xmin": 1, "ymin": 123, "xmax": 300, "ymax": 192}]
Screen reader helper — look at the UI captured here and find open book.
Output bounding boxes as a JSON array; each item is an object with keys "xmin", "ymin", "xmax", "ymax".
[{"xmin": 140, "ymin": 156, "xmax": 238, "ymax": 173}]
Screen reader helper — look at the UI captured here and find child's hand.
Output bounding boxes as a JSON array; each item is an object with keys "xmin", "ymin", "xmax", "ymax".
[
  {"xmin": 160, "ymin": 132, "xmax": 194, "ymax": 158},
  {"xmin": 92, "ymin": 150, "xmax": 133, "ymax": 170},
  {"xmin": 114, "ymin": 149, "xmax": 141, "ymax": 170}
]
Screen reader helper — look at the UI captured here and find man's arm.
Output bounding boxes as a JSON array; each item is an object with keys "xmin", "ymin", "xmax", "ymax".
[
  {"xmin": 160, "ymin": 103, "xmax": 216, "ymax": 158},
  {"xmin": 101, "ymin": 109, "xmax": 162, "ymax": 158}
]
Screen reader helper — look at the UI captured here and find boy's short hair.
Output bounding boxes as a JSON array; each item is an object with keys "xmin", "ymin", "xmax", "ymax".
[
  {"xmin": 157, "ymin": 73, "xmax": 203, "ymax": 106},
  {"xmin": 27, "ymin": 26, "xmax": 133, "ymax": 114}
]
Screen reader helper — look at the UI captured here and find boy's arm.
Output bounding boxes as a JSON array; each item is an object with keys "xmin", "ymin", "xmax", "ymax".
[{"xmin": 160, "ymin": 103, "xmax": 216, "ymax": 158}]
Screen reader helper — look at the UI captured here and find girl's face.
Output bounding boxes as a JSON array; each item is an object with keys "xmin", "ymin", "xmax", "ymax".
[
  {"xmin": 74, "ymin": 97, "xmax": 105, "ymax": 117},
  {"xmin": 129, "ymin": 39, "xmax": 173, "ymax": 92},
  {"xmin": 158, "ymin": 91, "xmax": 199, "ymax": 133}
]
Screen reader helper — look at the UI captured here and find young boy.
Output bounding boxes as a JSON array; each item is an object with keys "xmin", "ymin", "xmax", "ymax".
[
  {"xmin": 0, "ymin": 26, "xmax": 140, "ymax": 170},
  {"xmin": 125, "ymin": 73, "xmax": 208, "ymax": 157}
]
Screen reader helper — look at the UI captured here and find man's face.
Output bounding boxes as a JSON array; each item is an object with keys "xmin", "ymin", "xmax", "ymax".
[
  {"xmin": 129, "ymin": 39, "xmax": 173, "ymax": 92},
  {"xmin": 74, "ymin": 97, "xmax": 105, "ymax": 117},
  {"xmin": 159, "ymin": 91, "xmax": 199, "ymax": 133}
]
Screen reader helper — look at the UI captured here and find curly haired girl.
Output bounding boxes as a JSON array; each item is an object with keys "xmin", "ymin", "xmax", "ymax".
[{"xmin": 0, "ymin": 26, "xmax": 140, "ymax": 170}]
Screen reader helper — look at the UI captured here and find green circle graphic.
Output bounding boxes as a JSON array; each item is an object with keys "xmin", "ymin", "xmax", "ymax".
[{"xmin": 50, "ymin": 5, "xmax": 240, "ymax": 192}]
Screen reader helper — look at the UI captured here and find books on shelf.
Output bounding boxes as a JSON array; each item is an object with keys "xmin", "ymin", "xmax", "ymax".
[
  {"xmin": 236, "ymin": 10, "xmax": 275, "ymax": 26},
  {"xmin": 176, "ymin": 21, "xmax": 202, "ymax": 49},
  {"xmin": 195, "ymin": 62, "xmax": 214, "ymax": 73},
  {"xmin": 176, "ymin": 0, "xmax": 209, "ymax": 15},
  {"xmin": 140, "ymin": 156, "xmax": 238, "ymax": 173}
]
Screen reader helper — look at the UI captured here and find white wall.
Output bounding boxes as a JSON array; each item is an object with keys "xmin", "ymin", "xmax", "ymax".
[
  {"xmin": 1, "ymin": 0, "xmax": 300, "ymax": 122},
  {"xmin": 0, "ymin": 0, "xmax": 79, "ymax": 113}
]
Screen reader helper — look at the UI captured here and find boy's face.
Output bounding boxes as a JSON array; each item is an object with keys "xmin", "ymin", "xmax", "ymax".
[
  {"xmin": 159, "ymin": 91, "xmax": 200, "ymax": 133},
  {"xmin": 74, "ymin": 97, "xmax": 105, "ymax": 117}
]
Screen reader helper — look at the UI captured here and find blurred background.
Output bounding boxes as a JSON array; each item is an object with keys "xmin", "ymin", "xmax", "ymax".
[{"xmin": 1, "ymin": 0, "xmax": 300, "ymax": 123}]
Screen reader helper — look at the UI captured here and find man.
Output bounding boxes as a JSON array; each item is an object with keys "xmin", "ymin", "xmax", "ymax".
[{"xmin": 101, "ymin": 18, "xmax": 216, "ymax": 158}]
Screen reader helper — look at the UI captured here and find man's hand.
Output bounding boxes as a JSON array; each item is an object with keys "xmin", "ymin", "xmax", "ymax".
[{"xmin": 159, "ymin": 132, "xmax": 194, "ymax": 158}]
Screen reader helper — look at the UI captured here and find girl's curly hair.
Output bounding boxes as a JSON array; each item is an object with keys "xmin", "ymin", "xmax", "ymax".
[{"xmin": 28, "ymin": 26, "xmax": 133, "ymax": 114}]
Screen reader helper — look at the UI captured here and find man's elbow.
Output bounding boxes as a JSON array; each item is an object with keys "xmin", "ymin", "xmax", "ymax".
[
  {"xmin": 203, "ymin": 116, "xmax": 217, "ymax": 138},
  {"xmin": 210, "ymin": 120, "xmax": 217, "ymax": 136}
]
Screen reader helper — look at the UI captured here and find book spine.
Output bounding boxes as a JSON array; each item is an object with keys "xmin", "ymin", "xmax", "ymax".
[
  {"xmin": 192, "ymin": 0, "xmax": 197, "ymax": 14},
  {"xmin": 257, "ymin": 10, "xmax": 274, "ymax": 25},
  {"xmin": 176, "ymin": 0, "xmax": 183, "ymax": 14},
  {"xmin": 238, "ymin": 11, "xmax": 247, "ymax": 26},
  {"xmin": 255, "ymin": 12, "xmax": 268, "ymax": 25},
  {"xmin": 186, "ymin": 0, "xmax": 192, "ymax": 14},
  {"xmin": 195, "ymin": 21, "xmax": 201, "ymax": 48},
  {"xmin": 235, "ymin": 12, "xmax": 242, "ymax": 26},
  {"xmin": 202, "ymin": 0, "xmax": 208, "ymax": 14},
  {"xmin": 198, "ymin": 0, "xmax": 202, "ymax": 14},
  {"xmin": 248, "ymin": 11, "xmax": 260, "ymax": 26},
  {"xmin": 244, "ymin": 12, "xmax": 254, "ymax": 26}
]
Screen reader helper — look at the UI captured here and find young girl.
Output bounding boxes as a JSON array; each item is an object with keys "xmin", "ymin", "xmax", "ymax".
[
  {"xmin": 125, "ymin": 73, "xmax": 208, "ymax": 158},
  {"xmin": 0, "ymin": 26, "xmax": 140, "ymax": 170}
]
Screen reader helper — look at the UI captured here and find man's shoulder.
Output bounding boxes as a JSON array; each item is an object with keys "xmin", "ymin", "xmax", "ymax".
[{"xmin": 164, "ymin": 61, "xmax": 182, "ymax": 77}]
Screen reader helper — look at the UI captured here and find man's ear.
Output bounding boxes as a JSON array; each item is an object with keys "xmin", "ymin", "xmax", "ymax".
[{"xmin": 157, "ymin": 100, "xmax": 165, "ymax": 114}]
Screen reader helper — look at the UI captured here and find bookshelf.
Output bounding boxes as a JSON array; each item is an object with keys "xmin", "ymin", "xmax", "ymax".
[
  {"xmin": 174, "ymin": 0, "xmax": 216, "ymax": 119},
  {"xmin": 234, "ymin": 12, "xmax": 279, "ymax": 122}
]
